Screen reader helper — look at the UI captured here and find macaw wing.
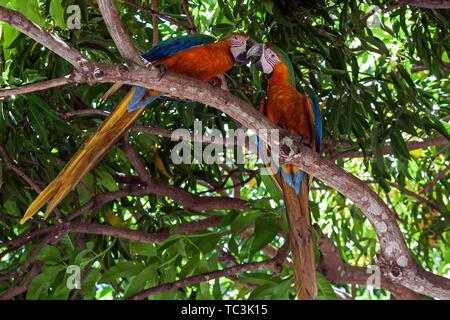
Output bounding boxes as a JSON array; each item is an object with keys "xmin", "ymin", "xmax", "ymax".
[
  {"xmin": 306, "ymin": 87, "xmax": 322, "ymax": 152},
  {"xmin": 142, "ymin": 34, "xmax": 216, "ymax": 63}
]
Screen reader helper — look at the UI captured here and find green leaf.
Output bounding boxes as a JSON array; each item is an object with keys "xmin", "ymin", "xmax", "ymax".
[
  {"xmin": 101, "ymin": 261, "xmax": 145, "ymax": 283},
  {"xmin": 316, "ymin": 273, "xmax": 337, "ymax": 300},
  {"xmin": 129, "ymin": 242, "xmax": 157, "ymax": 257},
  {"xmin": 50, "ymin": 0, "xmax": 67, "ymax": 29},
  {"xmin": 97, "ymin": 169, "xmax": 119, "ymax": 192},
  {"xmin": 390, "ymin": 129, "xmax": 411, "ymax": 161},
  {"xmin": 322, "ymin": 68, "xmax": 347, "ymax": 76},
  {"xmin": 27, "ymin": 104, "xmax": 49, "ymax": 146},
  {"xmin": 124, "ymin": 264, "xmax": 158, "ymax": 298},
  {"xmin": 26, "ymin": 266, "xmax": 61, "ymax": 300},
  {"xmin": 263, "ymin": 0, "xmax": 274, "ymax": 14},
  {"xmin": 82, "ymin": 269, "xmax": 102, "ymax": 300},
  {"xmin": 35, "ymin": 245, "xmax": 62, "ymax": 265},
  {"xmin": 211, "ymin": 23, "xmax": 235, "ymax": 35},
  {"xmin": 250, "ymin": 215, "xmax": 278, "ymax": 256},
  {"xmin": 260, "ymin": 170, "xmax": 282, "ymax": 202}
]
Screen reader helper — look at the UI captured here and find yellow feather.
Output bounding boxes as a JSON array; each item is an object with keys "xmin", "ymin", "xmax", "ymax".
[
  {"xmin": 21, "ymin": 88, "xmax": 150, "ymax": 224},
  {"xmin": 100, "ymin": 82, "xmax": 124, "ymax": 103}
]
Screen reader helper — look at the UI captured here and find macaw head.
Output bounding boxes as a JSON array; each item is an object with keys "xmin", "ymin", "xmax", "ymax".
[
  {"xmin": 247, "ymin": 42, "xmax": 295, "ymax": 84},
  {"xmin": 225, "ymin": 34, "xmax": 257, "ymax": 64}
]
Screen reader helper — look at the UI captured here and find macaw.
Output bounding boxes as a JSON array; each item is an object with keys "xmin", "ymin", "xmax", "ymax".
[
  {"xmin": 21, "ymin": 34, "xmax": 255, "ymax": 224},
  {"xmin": 247, "ymin": 43, "xmax": 322, "ymax": 300}
]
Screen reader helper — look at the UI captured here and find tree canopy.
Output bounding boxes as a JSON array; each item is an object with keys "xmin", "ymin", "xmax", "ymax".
[{"xmin": 0, "ymin": 0, "xmax": 449, "ymax": 300}]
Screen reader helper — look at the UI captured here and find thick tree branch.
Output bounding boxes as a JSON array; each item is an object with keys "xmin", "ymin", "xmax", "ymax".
[
  {"xmin": 317, "ymin": 229, "xmax": 422, "ymax": 300},
  {"xmin": 0, "ymin": 6, "xmax": 93, "ymax": 72},
  {"xmin": 96, "ymin": 0, "xmax": 145, "ymax": 66},
  {"xmin": 407, "ymin": 0, "xmax": 450, "ymax": 9}
]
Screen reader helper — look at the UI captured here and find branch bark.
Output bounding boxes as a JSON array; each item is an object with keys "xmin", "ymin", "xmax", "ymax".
[
  {"xmin": 0, "ymin": 6, "xmax": 93, "ymax": 72},
  {"xmin": 419, "ymin": 163, "xmax": 450, "ymax": 195},
  {"xmin": 129, "ymin": 246, "xmax": 288, "ymax": 300},
  {"xmin": 0, "ymin": 75, "xmax": 72, "ymax": 97},
  {"xmin": 96, "ymin": 0, "xmax": 145, "ymax": 66}
]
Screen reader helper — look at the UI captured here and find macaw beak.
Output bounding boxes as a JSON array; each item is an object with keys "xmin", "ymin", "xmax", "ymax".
[
  {"xmin": 235, "ymin": 38, "xmax": 258, "ymax": 64},
  {"xmin": 246, "ymin": 43, "xmax": 264, "ymax": 59},
  {"xmin": 246, "ymin": 43, "xmax": 265, "ymax": 72},
  {"xmin": 246, "ymin": 38, "xmax": 258, "ymax": 52}
]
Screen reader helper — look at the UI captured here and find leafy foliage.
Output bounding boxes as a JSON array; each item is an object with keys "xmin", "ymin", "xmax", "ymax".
[{"xmin": 0, "ymin": 0, "xmax": 449, "ymax": 300}]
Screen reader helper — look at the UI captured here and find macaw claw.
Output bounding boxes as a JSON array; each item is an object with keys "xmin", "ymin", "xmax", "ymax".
[
  {"xmin": 208, "ymin": 77, "xmax": 223, "ymax": 87},
  {"xmin": 158, "ymin": 64, "xmax": 167, "ymax": 81}
]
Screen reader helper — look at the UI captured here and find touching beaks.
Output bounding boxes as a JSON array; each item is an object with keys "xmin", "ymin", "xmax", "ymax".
[
  {"xmin": 246, "ymin": 38, "xmax": 258, "ymax": 52},
  {"xmin": 246, "ymin": 43, "xmax": 264, "ymax": 59},
  {"xmin": 235, "ymin": 38, "xmax": 257, "ymax": 64}
]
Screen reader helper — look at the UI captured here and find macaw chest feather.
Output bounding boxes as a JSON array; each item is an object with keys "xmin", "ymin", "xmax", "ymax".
[
  {"xmin": 158, "ymin": 44, "xmax": 235, "ymax": 82},
  {"xmin": 266, "ymin": 84, "xmax": 313, "ymax": 144}
]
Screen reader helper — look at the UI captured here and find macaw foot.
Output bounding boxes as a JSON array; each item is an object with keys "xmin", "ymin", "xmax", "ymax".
[
  {"xmin": 279, "ymin": 129, "xmax": 310, "ymax": 158},
  {"xmin": 208, "ymin": 77, "xmax": 222, "ymax": 87},
  {"xmin": 157, "ymin": 64, "xmax": 167, "ymax": 81}
]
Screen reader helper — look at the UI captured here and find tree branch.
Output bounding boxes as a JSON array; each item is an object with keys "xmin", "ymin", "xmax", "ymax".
[
  {"xmin": 0, "ymin": 6, "xmax": 93, "ymax": 72},
  {"xmin": 151, "ymin": 0, "xmax": 159, "ymax": 46},
  {"xmin": 317, "ymin": 229, "xmax": 422, "ymax": 300},
  {"xmin": 419, "ymin": 163, "xmax": 450, "ymax": 195},
  {"xmin": 181, "ymin": 0, "xmax": 197, "ymax": 33},
  {"xmin": 121, "ymin": 136, "xmax": 249, "ymax": 211},
  {"xmin": 326, "ymin": 136, "xmax": 449, "ymax": 160},
  {"xmin": 0, "ymin": 145, "xmax": 41, "ymax": 193},
  {"xmin": 96, "ymin": 0, "xmax": 145, "ymax": 66},
  {"xmin": 0, "ymin": 75, "xmax": 72, "ymax": 97},
  {"xmin": 407, "ymin": 0, "xmax": 450, "ymax": 9},
  {"xmin": 129, "ymin": 246, "xmax": 287, "ymax": 300},
  {"xmin": 120, "ymin": 0, "xmax": 189, "ymax": 31}
]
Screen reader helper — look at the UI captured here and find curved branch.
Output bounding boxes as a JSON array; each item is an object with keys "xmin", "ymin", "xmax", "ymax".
[
  {"xmin": 96, "ymin": 0, "xmax": 146, "ymax": 66},
  {"xmin": 129, "ymin": 247, "xmax": 287, "ymax": 300},
  {"xmin": 419, "ymin": 163, "xmax": 450, "ymax": 194},
  {"xmin": 0, "ymin": 76, "xmax": 72, "ymax": 97},
  {"xmin": 0, "ymin": 6, "xmax": 92, "ymax": 71},
  {"xmin": 328, "ymin": 136, "xmax": 449, "ymax": 160}
]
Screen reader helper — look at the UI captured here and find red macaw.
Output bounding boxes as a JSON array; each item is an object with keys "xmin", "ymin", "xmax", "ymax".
[
  {"xmin": 21, "ymin": 34, "xmax": 255, "ymax": 224},
  {"xmin": 247, "ymin": 43, "xmax": 322, "ymax": 299}
]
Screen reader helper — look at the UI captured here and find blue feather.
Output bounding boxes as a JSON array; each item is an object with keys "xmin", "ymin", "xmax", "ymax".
[
  {"xmin": 294, "ymin": 171, "xmax": 304, "ymax": 194},
  {"xmin": 128, "ymin": 35, "xmax": 216, "ymax": 112},
  {"xmin": 306, "ymin": 87, "xmax": 322, "ymax": 152},
  {"xmin": 281, "ymin": 169, "xmax": 295, "ymax": 190},
  {"xmin": 128, "ymin": 89, "xmax": 162, "ymax": 112},
  {"xmin": 142, "ymin": 34, "xmax": 216, "ymax": 63}
]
